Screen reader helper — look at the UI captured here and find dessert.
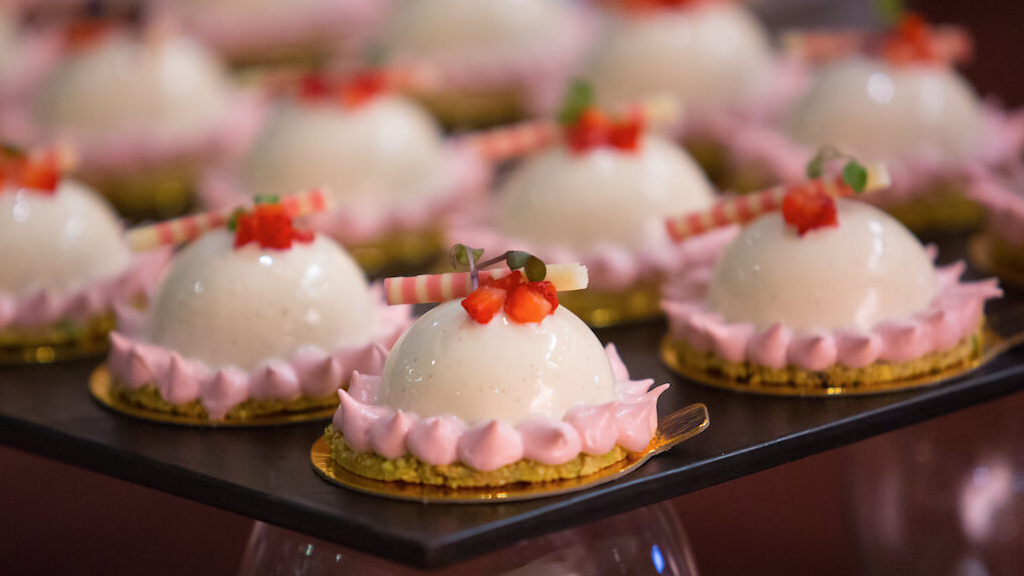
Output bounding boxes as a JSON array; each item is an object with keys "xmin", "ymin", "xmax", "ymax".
[
  {"xmin": 0, "ymin": 10, "xmax": 60, "ymax": 135},
  {"xmin": 451, "ymin": 90, "xmax": 730, "ymax": 326},
  {"xmin": 20, "ymin": 20, "xmax": 263, "ymax": 218},
  {"xmin": 378, "ymin": 0, "xmax": 595, "ymax": 127},
  {"xmin": 0, "ymin": 146, "xmax": 168, "ymax": 361},
  {"xmin": 661, "ymin": 168, "xmax": 1002, "ymax": 393},
  {"xmin": 159, "ymin": 0, "xmax": 387, "ymax": 66},
  {"xmin": 202, "ymin": 72, "xmax": 490, "ymax": 275},
  {"xmin": 968, "ymin": 172, "xmax": 1024, "ymax": 285},
  {"xmin": 105, "ymin": 199, "xmax": 409, "ymax": 422},
  {"xmin": 325, "ymin": 258, "xmax": 669, "ymax": 488},
  {"xmin": 747, "ymin": 13, "xmax": 1024, "ymax": 232}
]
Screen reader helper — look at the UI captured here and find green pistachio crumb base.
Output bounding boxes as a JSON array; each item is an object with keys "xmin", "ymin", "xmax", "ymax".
[
  {"xmin": 110, "ymin": 380, "xmax": 338, "ymax": 422},
  {"xmin": 324, "ymin": 426, "xmax": 629, "ymax": 488},
  {"xmin": 663, "ymin": 327, "xmax": 982, "ymax": 390},
  {"xmin": 0, "ymin": 313, "xmax": 115, "ymax": 348}
]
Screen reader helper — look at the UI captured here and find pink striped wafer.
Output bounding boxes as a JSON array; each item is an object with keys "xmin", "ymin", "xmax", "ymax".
[
  {"xmin": 783, "ymin": 26, "xmax": 972, "ymax": 64},
  {"xmin": 125, "ymin": 188, "xmax": 329, "ymax": 252},
  {"xmin": 666, "ymin": 164, "xmax": 891, "ymax": 242},
  {"xmin": 384, "ymin": 263, "xmax": 589, "ymax": 305},
  {"xmin": 454, "ymin": 120, "xmax": 560, "ymax": 162}
]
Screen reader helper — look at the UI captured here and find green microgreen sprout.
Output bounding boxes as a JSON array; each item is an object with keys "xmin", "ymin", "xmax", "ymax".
[
  {"xmin": 873, "ymin": 0, "xmax": 904, "ymax": 27},
  {"xmin": 449, "ymin": 244, "xmax": 548, "ymax": 289},
  {"xmin": 557, "ymin": 79, "xmax": 595, "ymax": 127},
  {"xmin": 806, "ymin": 145, "xmax": 869, "ymax": 193}
]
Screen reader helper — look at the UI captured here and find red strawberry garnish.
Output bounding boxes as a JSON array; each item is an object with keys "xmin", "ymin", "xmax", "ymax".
[
  {"xmin": 299, "ymin": 74, "xmax": 332, "ymax": 101},
  {"xmin": 462, "ymin": 285, "xmax": 508, "ymax": 324},
  {"xmin": 64, "ymin": 20, "xmax": 115, "ymax": 51},
  {"xmin": 882, "ymin": 13, "xmax": 939, "ymax": 65},
  {"xmin": 782, "ymin": 186, "xmax": 838, "ymax": 236},
  {"xmin": 233, "ymin": 203, "xmax": 315, "ymax": 250},
  {"xmin": 565, "ymin": 106, "xmax": 644, "ymax": 154},
  {"xmin": 0, "ymin": 149, "xmax": 61, "ymax": 194},
  {"xmin": 342, "ymin": 71, "xmax": 387, "ymax": 108},
  {"xmin": 505, "ymin": 282, "xmax": 559, "ymax": 324},
  {"xmin": 462, "ymin": 271, "xmax": 559, "ymax": 324}
]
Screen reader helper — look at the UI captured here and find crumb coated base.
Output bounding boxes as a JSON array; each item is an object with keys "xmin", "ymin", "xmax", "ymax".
[
  {"xmin": 110, "ymin": 380, "xmax": 339, "ymax": 422},
  {"xmin": 662, "ymin": 327, "xmax": 983, "ymax": 393},
  {"xmin": 882, "ymin": 187, "xmax": 986, "ymax": 235},
  {"xmin": 346, "ymin": 228, "xmax": 445, "ymax": 278},
  {"xmin": 684, "ymin": 139, "xmax": 778, "ymax": 195},
  {"xmin": 324, "ymin": 426, "xmax": 629, "ymax": 488},
  {"xmin": 408, "ymin": 89, "xmax": 525, "ymax": 130},
  {"xmin": 0, "ymin": 313, "xmax": 115, "ymax": 363},
  {"xmin": 987, "ymin": 236, "xmax": 1024, "ymax": 285},
  {"xmin": 86, "ymin": 167, "xmax": 197, "ymax": 221},
  {"xmin": 557, "ymin": 280, "xmax": 663, "ymax": 328}
]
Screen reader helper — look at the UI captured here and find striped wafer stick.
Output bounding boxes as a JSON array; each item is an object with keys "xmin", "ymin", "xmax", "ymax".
[
  {"xmin": 455, "ymin": 95, "xmax": 685, "ymax": 162},
  {"xmin": 384, "ymin": 263, "xmax": 589, "ymax": 305},
  {"xmin": 665, "ymin": 163, "xmax": 891, "ymax": 242},
  {"xmin": 125, "ymin": 188, "xmax": 329, "ymax": 252},
  {"xmin": 782, "ymin": 27, "xmax": 972, "ymax": 64}
]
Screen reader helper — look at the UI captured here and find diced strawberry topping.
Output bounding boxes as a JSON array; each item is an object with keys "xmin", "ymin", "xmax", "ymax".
[
  {"xmin": 64, "ymin": 20, "xmax": 115, "ymax": 51},
  {"xmin": 0, "ymin": 149, "xmax": 61, "ymax": 194},
  {"xmin": 233, "ymin": 203, "xmax": 316, "ymax": 250},
  {"xmin": 883, "ymin": 13, "xmax": 939, "ymax": 65},
  {"xmin": 782, "ymin": 186, "xmax": 838, "ymax": 236},
  {"xmin": 462, "ymin": 271, "xmax": 559, "ymax": 324},
  {"xmin": 299, "ymin": 74, "xmax": 332, "ymax": 101},
  {"xmin": 564, "ymin": 106, "xmax": 644, "ymax": 154},
  {"xmin": 505, "ymin": 282, "xmax": 559, "ymax": 324},
  {"xmin": 342, "ymin": 72, "xmax": 387, "ymax": 108},
  {"xmin": 462, "ymin": 285, "xmax": 508, "ymax": 324}
]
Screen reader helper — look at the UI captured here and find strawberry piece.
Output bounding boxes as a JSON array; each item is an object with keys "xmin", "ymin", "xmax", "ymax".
[
  {"xmin": 342, "ymin": 72, "xmax": 387, "ymax": 108},
  {"xmin": 782, "ymin": 187, "xmax": 838, "ymax": 236},
  {"xmin": 505, "ymin": 282, "xmax": 558, "ymax": 323},
  {"xmin": 883, "ymin": 13, "xmax": 938, "ymax": 65},
  {"xmin": 299, "ymin": 74, "xmax": 332, "ymax": 101},
  {"xmin": 608, "ymin": 111, "xmax": 643, "ymax": 152},
  {"xmin": 462, "ymin": 286, "xmax": 507, "ymax": 324},
  {"xmin": 233, "ymin": 204, "xmax": 315, "ymax": 249},
  {"xmin": 488, "ymin": 270, "xmax": 525, "ymax": 292},
  {"xmin": 566, "ymin": 107, "xmax": 611, "ymax": 153},
  {"xmin": 64, "ymin": 20, "xmax": 114, "ymax": 51},
  {"xmin": 0, "ymin": 150, "xmax": 60, "ymax": 194}
]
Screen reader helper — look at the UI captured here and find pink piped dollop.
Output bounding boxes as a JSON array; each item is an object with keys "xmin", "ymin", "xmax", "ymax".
[
  {"xmin": 450, "ymin": 221, "xmax": 737, "ymax": 292},
  {"xmin": 662, "ymin": 259, "xmax": 1001, "ymax": 372},
  {"xmin": 157, "ymin": 0, "xmax": 389, "ymax": 61},
  {"xmin": 0, "ymin": 248, "xmax": 170, "ymax": 330},
  {"xmin": 330, "ymin": 344, "xmax": 668, "ymax": 472},
  {"xmin": 106, "ymin": 285, "xmax": 412, "ymax": 420},
  {"xmin": 201, "ymin": 143, "xmax": 492, "ymax": 247}
]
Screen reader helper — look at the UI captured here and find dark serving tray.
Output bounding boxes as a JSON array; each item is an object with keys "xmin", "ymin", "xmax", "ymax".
[{"xmin": 1, "ymin": 239, "xmax": 1023, "ymax": 569}]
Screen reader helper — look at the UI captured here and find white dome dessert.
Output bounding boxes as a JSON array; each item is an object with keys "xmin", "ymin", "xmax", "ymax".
[
  {"xmin": 32, "ymin": 32, "xmax": 233, "ymax": 145},
  {"xmin": 237, "ymin": 95, "xmax": 445, "ymax": 214},
  {"xmin": 0, "ymin": 179, "xmax": 130, "ymax": 297},
  {"xmin": 585, "ymin": 3, "xmax": 772, "ymax": 111},
  {"xmin": 787, "ymin": 58, "xmax": 983, "ymax": 162},
  {"xmin": 381, "ymin": 0, "xmax": 567, "ymax": 60},
  {"xmin": 706, "ymin": 199, "xmax": 939, "ymax": 332},
  {"xmin": 143, "ymin": 230, "xmax": 375, "ymax": 370},
  {"xmin": 496, "ymin": 134, "xmax": 715, "ymax": 253},
  {"xmin": 376, "ymin": 300, "xmax": 619, "ymax": 425}
]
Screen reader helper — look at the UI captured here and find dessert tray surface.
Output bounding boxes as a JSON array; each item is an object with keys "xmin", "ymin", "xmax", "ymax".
[{"xmin": 1, "ymin": 238, "xmax": 1022, "ymax": 569}]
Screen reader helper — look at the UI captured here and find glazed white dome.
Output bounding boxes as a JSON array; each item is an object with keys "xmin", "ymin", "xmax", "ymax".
[
  {"xmin": 237, "ymin": 95, "xmax": 445, "ymax": 214},
  {"xmin": 0, "ymin": 179, "xmax": 129, "ymax": 296},
  {"xmin": 496, "ymin": 134, "xmax": 715, "ymax": 253},
  {"xmin": 381, "ymin": 0, "xmax": 567, "ymax": 59},
  {"xmin": 706, "ymin": 199, "xmax": 939, "ymax": 332},
  {"xmin": 787, "ymin": 58, "xmax": 983, "ymax": 162},
  {"xmin": 585, "ymin": 3, "xmax": 772, "ymax": 111},
  {"xmin": 32, "ymin": 33, "xmax": 233, "ymax": 144},
  {"xmin": 377, "ymin": 300, "xmax": 619, "ymax": 425},
  {"xmin": 144, "ymin": 230, "xmax": 374, "ymax": 370}
]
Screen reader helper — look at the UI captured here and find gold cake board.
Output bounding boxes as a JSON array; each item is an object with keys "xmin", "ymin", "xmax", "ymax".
[
  {"xmin": 89, "ymin": 366, "xmax": 336, "ymax": 427},
  {"xmin": 311, "ymin": 403, "xmax": 709, "ymax": 504}
]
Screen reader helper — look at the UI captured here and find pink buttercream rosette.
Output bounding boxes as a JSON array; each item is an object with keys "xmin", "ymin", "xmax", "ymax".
[
  {"xmin": 0, "ymin": 247, "xmax": 171, "ymax": 332},
  {"xmin": 661, "ymin": 251, "xmax": 1001, "ymax": 372},
  {"xmin": 201, "ymin": 143, "xmax": 493, "ymax": 247},
  {"xmin": 694, "ymin": 100, "xmax": 1024, "ymax": 208},
  {"xmin": 157, "ymin": 0, "xmax": 389, "ymax": 62},
  {"xmin": 331, "ymin": 344, "xmax": 667, "ymax": 472},
  {"xmin": 106, "ymin": 285, "xmax": 412, "ymax": 421},
  {"xmin": 449, "ymin": 222, "xmax": 737, "ymax": 293},
  {"xmin": 387, "ymin": 4, "xmax": 598, "ymax": 116}
]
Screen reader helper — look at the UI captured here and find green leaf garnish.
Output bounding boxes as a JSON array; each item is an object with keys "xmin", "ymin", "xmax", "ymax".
[
  {"xmin": 449, "ymin": 243, "xmax": 484, "ymax": 270},
  {"xmin": 873, "ymin": 0, "xmax": 904, "ymax": 27},
  {"xmin": 226, "ymin": 208, "xmax": 245, "ymax": 232},
  {"xmin": 254, "ymin": 195, "xmax": 280, "ymax": 205},
  {"xmin": 0, "ymin": 143, "xmax": 25, "ymax": 158},
  {"xmin": 805, "ymin": 145, "xmax": 840, "ymax": 179},
  {"xmin": 557, "ymin": 80, "xmax": 595, "ymax": 127},
  {"xmin": 524, "ymin": 256, "xmax": 547, "ymax": 283},
  {"xmin": 505, "ymin": 250, "xmax": 531, "ymax": 270},
  {"xmin": 841, "ymin": 160, "xmax": 868, "ymax": 193}
]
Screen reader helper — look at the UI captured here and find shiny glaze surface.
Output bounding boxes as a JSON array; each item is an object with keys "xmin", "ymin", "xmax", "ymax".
[
  {"xmin": 377, "ymin": 301, "xmax": 619, "ymax": 425},
  {"xmin": 788, "ymin": 58, "xmax": 982, "ymax": 161},
  {"xmin": 497, "ymin": 135, "xmax": 715, "ymax": 253},
  {"xmin": 0, "ymin": 179, "xmax": 129, "ymax": 296},
  {"xmin": 144, "ymin": 230, "xmax": 374, "ymax": 370},
  {"xmin": 707, "ymin": 199, "xmax": 939, "ymax": 331}
]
